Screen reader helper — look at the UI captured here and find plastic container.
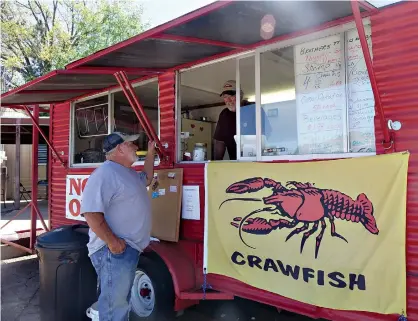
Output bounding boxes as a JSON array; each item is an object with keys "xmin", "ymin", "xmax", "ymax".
[
  {"xmin": 36, "ymin": 224, "xmax": 97, "ymax": 321},
  {"xmin": 193, "ymin": 143, "xmax": 207, "ymax": 161}
]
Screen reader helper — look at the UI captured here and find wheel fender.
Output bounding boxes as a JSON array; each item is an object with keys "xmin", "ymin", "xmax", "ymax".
[{"xmin": 144, "ymin": 241, "xmax": 196, "ymax": 297}]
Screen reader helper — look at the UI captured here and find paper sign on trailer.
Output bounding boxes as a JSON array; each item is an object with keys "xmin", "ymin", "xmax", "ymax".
[{"xmin": 66, "ymin": 175, "xmax": 89, "ymax": 222}]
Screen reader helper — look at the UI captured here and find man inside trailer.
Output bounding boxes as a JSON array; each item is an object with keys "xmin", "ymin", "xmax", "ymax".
[
  {"xmin": 80, "ymin": 132, "xmax": 156, "ymax": 321},
  {"xmin": 213, "ymin": 80, "xmax": 271, "ymax": 160}
]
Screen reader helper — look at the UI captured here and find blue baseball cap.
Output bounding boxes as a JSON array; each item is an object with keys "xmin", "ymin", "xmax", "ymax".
[{"xmin": 102, "ymin": 132, "xmax": 139, "ymax": 153}]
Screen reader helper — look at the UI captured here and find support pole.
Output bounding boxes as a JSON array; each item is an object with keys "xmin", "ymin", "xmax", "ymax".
[
  {"xmin": 350, "ymin": 0, "xmax": 392, "ymax": 146},
  {"xmin": 30, "ymin": 105, "xmax": 39, "ymax": 250},
  {"xmin": 0, "ymin": 202, "xmax": 31, "ymax": 230},
  {"xmin": 114, "ymin": 71, "xmax": 167, "ymax": 161},
  {"xmin": 20, "ymin": 105, "xmax": 66, "ymax": 167},
  {"xmin": 14, "ymin": 118, "xmax": 21, "ymax": 210}
]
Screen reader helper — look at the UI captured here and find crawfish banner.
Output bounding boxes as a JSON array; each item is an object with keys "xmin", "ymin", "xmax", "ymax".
[{"xmin": 204, "ymin": 152, "xmax": 409, "ymax": 315}]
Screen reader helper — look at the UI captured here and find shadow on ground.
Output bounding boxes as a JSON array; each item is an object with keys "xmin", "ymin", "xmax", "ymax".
[
  {"xmin": 1, "ymin": 255, "xmax": 40, "ymax": 321},
  {"xmin": 1, "ymin": 254, "xmax": 320, "ymax": 321}
]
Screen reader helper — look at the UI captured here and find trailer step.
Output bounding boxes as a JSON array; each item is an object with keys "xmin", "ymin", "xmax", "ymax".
[{"xmin": 179, "ymin": 289, "xmax": 234, "ymax": 300}]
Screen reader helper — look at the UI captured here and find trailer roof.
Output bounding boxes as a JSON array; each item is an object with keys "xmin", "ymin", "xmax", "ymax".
[{"xmin": 1, "ymin": 0, "xmax": 374, "ymax": 106}]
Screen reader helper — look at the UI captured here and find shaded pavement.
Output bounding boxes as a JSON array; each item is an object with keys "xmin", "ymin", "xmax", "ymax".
[{"xmin": 1, "ymin": 255, "xmax": 321, "ymax": 321}]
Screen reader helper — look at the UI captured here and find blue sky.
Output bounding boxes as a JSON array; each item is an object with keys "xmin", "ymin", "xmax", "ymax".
[{"xmin": 140, "ymin": 0, "xmax": 216, "ymax": 28}]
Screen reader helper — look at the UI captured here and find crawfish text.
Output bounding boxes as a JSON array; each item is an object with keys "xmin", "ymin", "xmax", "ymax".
[{"xmin": 231, "ymin": 251, "xmax": 366, "ymax": 291}]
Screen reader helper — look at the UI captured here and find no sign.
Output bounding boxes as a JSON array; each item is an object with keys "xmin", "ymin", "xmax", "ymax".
[{"xmin": 65, "ymin": 175, "xmax": 90, "ymax": 221}]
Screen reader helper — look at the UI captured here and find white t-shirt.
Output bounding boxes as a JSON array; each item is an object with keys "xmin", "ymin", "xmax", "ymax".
[{"xmin": 80, "ymin": 160, "xmax": 151, "ymax": 256}]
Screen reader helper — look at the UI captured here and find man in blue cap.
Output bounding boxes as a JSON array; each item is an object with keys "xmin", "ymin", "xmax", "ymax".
[{"xmin": 80, "ymin": 132, "xmax": 155, "ymax": 321}]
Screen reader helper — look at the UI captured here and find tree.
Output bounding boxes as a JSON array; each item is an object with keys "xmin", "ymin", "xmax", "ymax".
[{"xmin": 1, "ymin": 0, "xmax": 149, "ymax": 88}]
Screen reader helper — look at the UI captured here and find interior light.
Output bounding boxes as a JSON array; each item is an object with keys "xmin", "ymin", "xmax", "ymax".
[{"xmin": 247, "ymin": 88, "xmax": 296, "ymax": 104}]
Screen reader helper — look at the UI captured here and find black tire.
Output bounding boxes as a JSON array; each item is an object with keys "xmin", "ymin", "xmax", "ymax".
[{"xmin": 130, "ymin": 255, "xmax": 175, "ymax": 321}]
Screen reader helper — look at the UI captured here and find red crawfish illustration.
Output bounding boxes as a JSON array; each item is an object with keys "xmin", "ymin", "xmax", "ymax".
[{"xmin": 220, "ymin": 178, "xmax": 379, "ymax": 258}]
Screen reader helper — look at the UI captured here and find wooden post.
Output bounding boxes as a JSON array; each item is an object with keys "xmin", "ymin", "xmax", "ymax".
[
  {"xmin": 30, "ymin": 105, "xmax": 39, "ymax": 249},
  {"xmin": 14, "ymin": 118, "xmax": 21, "ymax": 210}
]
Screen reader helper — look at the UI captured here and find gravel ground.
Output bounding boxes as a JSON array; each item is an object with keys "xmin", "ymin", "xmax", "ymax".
[{"xmin": 1, "ymin": 254, "xmax": 320, "ymax": 321}]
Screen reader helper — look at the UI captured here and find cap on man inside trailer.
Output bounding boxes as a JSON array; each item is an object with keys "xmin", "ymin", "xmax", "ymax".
[{"xmin": 213, "ymin": 80, "xmax": 271, "ymax": 161}]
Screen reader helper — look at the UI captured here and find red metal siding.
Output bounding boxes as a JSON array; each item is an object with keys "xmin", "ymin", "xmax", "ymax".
[
  {"xmin": 50, "ymin": 102, "xmax": 76, "ymax": 228},
  {"xmin": 177, "ymin": 164, "xmax": 206, "ymax": 241},
  {"xmin": 373, "ymin": 2, "xmax": 418, "ymax": 320},
  {"xmin": 158, "ymin": 71, "xmax": 206, "ymax": 241},
  {"xmin": 50, "ymin": 103, "xmax": 98, "ymax": 228},
  {"xmin": 158, "ymin": 72, "xmax": 176, "ymax": 163}
]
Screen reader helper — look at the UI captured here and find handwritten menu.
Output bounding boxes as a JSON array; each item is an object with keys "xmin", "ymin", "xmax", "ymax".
[
  {"xmin": 346, "ymin": 25, "xmax": 376, "ymax": 153},
  {"xmin": 294, "ymin": 34, "xmax": 347, "ymax": 154}
]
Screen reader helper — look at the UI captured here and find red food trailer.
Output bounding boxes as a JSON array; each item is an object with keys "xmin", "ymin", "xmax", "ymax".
[{"xmin": 1, "ymin": 1, "xmax": 417, "ymax": 320}]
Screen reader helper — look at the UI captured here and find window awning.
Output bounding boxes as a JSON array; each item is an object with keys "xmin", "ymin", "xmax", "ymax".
[
  {"xmin": 0, "ymin": 69, "xmax": 149, "ymax": 106},
  {"xmin": 1, "ymin": 0, "xmax": 376, "ymax": 106}
]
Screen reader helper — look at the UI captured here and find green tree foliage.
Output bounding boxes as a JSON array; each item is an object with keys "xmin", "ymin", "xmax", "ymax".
[{"xmin": 1, "ymin": 0, "xmax": 149, "ymax": 88}]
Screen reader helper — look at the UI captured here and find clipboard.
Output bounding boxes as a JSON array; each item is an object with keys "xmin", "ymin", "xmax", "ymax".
[{"xmin": 147, "ymin": 168, "xmax": 183, "ymax": 242}]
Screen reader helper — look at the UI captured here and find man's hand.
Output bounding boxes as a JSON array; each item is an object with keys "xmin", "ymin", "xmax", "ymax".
[
  {"xmin": 83, "ymin": 212, "xmax": 126, "ymax": 254},
  {"xmin": 108, "ymin": 237, "xmax": 126, "ymax": 254},
  {"xmin": 148, "ymin": 140, "xmax": 156, "ymax": 155}
]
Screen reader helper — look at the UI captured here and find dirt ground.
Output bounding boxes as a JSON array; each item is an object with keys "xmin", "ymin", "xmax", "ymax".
[{"xmin": 1, "ymin": 254, "xmax": 321, "ymax": 321}]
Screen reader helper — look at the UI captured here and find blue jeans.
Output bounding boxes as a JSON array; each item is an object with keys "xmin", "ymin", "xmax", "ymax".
[{"xmin": 90, "ymin": 244, "xmax": 140, "ymax": 321}]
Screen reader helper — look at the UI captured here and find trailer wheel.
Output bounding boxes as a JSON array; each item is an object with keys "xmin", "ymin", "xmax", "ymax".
[{"xmin": 130, "ymin": 255, "xmax": 175, "ymax": 321}]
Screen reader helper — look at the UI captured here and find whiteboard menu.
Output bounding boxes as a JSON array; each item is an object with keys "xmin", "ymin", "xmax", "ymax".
[
  {"xmin": 346, "ymin": 25, "xmax": 376, "ymax": 153},
  {"xmin": 294, "ymin": 34, "xmax": 347, "ymax": 154}
]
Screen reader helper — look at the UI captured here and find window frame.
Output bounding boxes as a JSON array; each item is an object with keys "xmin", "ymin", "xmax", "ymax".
[
  {"xmin": 246, "ymin": 17, "xmax": 376, "ymax": 162},
  {"xmin": 176, "ymin": 51, "xmax": 256, "ymax": 164},
  {"xmin": 174, "ymin": 17, "xmax": 376, "ymax": 164},
  {"xmin": 69, "ymin": 77, "xmax": 160, "ymax": 168}
]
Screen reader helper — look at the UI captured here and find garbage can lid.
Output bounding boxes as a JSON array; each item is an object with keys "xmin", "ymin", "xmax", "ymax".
[{"xmin": 36, "ymin": 224, "xmax": 90, "ymax": 250}]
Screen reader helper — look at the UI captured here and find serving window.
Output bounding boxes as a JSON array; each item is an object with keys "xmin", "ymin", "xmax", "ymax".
[
  {"xmin": 177, "ymin": 22, "xmax": 376, "ymax": 163},
  {"xmin": 70, "ymin": 79, "xmax": 159, "ymax": 166},
  {"xmin": 255, "ymin": 24, "xmax": 375, "ymax": 160}
]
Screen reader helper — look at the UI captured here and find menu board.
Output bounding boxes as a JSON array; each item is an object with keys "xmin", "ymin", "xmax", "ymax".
[
  {"xmin": 346, "ymin": 25, "xmax": 376, "ymax": 152},
  {"xmin": 294, "ymin": 34, "xmax": 347, "ymax": 154}
]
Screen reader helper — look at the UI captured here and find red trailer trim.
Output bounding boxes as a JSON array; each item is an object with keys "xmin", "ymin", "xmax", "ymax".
[
  {"xmin": 65, "ymin": 0, "xmax": 234, "ymax": 69},
  {"xmin": 0, "ymin": 70, "xmax": 58, "ymax": 100},
  {"xmin": 152, "ymin": 34, "xmax": 247, "ymax": 49},
  {"xmin": 48, "ymin": 106, "xmax": 53, "ymax": 230},
  {"xmin": 17, "ymin": 89, "xmax": 91, "ymax": 94},
  {"xmin": 358, "ymin": 0, "xmax": 379, "ymax": 13},
  {"xmin": 350, "ymin": 0, "xmax": 392, "ymax": 146},
  {"xmin": 30, "ymin": 105, "xmax": 39, "ymax": 250},
  {"xmin": 69, "ymin": 66, "xmax": 166, "ymax": 74}
]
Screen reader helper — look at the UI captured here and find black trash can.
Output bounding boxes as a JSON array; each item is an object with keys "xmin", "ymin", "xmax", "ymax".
[{"xmin": 36, "ymin": 224, "xmax": 97, "ymax": 321}]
